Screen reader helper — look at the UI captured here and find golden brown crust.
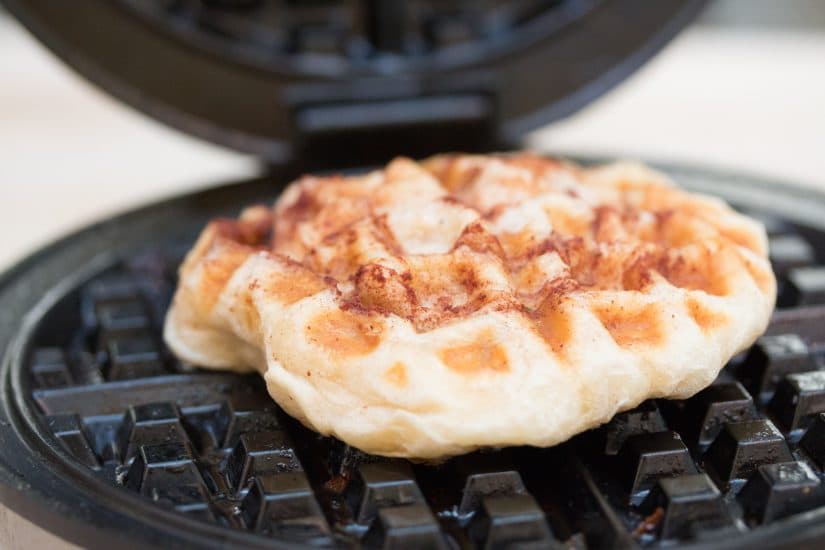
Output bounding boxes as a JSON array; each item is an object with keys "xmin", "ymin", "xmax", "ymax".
[
  {"xmin": 176, "ymin": 153, "xmax": 773, "ymax": 357},
  {"xmin": 164, "ymin": 153, "xmax": 776, "ymax": 459}
]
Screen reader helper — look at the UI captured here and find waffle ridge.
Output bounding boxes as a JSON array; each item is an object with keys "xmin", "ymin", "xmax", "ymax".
[{"xmin": 164, "ymin": 153, "xmax": 776, "ymax": 459}]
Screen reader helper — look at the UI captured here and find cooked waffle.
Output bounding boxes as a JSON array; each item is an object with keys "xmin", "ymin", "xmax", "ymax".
[{"xmin": 164, "ymin": 153, "xmax": 776, "ymax": 458}]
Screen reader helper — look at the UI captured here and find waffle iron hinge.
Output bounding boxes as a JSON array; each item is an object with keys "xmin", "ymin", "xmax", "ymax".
[{"xmin": 284, "ymin": 79, "xmax": 506, "ymax": 170}]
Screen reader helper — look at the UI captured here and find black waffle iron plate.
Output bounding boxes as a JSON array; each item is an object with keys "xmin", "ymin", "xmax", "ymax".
[
  {"xmin": 3, "ymin": 162, "xmax": 825, "ymax": 550},
  {"xmin": 5, "ymin": 1, "xmax": 825, "ymax": 549}
]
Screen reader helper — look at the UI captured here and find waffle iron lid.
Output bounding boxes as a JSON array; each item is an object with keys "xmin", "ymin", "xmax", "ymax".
[{"xmin": 4, "ymin": 0, "xmax": 705, "ymax": 167}]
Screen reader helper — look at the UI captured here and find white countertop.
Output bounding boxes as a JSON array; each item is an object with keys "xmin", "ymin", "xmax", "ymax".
[
  {"xmin": 0, "ymin": 9, "xmax": 824, "ymax": 550},
  {"xmin": 2, "ymin": 17, "xmax": 824, "ymax": 274}
]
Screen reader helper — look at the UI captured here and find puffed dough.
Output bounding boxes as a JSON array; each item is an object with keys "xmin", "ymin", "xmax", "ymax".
[{"xmin": 164, "ymin": 153, "xmax": 776, "ymax": 459}]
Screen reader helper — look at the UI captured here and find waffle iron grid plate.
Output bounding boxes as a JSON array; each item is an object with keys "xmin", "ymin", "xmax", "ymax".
[{"xmin": 3, "ymin": 161, "xmax": 825, "ymax": 549}]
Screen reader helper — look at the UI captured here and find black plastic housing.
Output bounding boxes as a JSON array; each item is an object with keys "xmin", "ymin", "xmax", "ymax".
[{"xmin": 2, "ymin": 0, "xmax": 706, "ymax": 168}]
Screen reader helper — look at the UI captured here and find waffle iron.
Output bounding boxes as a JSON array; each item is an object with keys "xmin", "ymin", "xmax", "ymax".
[{"xmin": 5, "ymin": 1, "xmax": 825, "ymax": 549}]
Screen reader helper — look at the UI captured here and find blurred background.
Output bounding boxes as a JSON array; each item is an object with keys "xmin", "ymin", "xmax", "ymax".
[
  {"xmin": 0, "ymin": 1, "xmax": 823, "ymax": 547},
  {"xmin": 0, "ymin": 1, "xmax": 823, "ymax": 273}
]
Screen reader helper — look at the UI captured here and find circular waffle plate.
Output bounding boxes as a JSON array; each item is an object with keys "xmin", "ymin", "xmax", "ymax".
[
  {"xmin": 2, "ymin": 160, "xmax": 825, "ymax": 549},
  {"xmin": 2, "ymin": 0, "xmax": 706, "ymax": 164}
]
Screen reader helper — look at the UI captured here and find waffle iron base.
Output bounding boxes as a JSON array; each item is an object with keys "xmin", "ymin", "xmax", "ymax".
[{"xmin": 3, "ymin": 160, "xmax": 825, "ymax": 549}]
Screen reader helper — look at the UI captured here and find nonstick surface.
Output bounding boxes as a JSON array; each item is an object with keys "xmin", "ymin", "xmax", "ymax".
[{"xmin": 3, "ymin": 162, "xmax": 825, "ymax": 549}]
